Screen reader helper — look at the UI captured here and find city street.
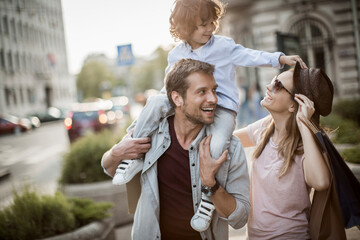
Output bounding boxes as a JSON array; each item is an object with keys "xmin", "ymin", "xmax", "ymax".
[{"xmin": 0, "ymin": 121, "xmax": 69, "ymax": 207}]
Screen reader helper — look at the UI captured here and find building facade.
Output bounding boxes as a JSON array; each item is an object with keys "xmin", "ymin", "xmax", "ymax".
[
  {"xmin": 0, "ymin": 0, "xmax": 75, "ymax": 117},
  {"xmin": 221, "ymin": 0, "xmax": 360, "ymax": 99}
]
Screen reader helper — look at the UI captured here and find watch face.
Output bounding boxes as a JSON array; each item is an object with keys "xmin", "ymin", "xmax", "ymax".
[
  {"xmin": 201, "ymin": 182, "xmax": 219, "ymax": 197},
  {"xmin": 202, "ymin": 186, "xmax": 210, "ymax": 195}
]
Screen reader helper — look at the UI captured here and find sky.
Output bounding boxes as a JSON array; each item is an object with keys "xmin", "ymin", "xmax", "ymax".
[{"xmin": 61, "ymin": 0, "xmax": 176, "ymax": 75}]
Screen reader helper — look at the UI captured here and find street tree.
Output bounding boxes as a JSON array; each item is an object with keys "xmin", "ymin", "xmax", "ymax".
[
  {"xmin": 132, "ymin": 46, "xmax": 170, "ymax": 93},
  {"xmin": 76, "ymin": 61, "xmax": 116, "ymax": 101}
]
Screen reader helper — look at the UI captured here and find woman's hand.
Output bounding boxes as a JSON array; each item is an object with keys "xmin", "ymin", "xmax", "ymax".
[
  {"xmin": 279, "ymin": 55, "xmax": 307, "ymax": 69},
  {"xmin": 199, "ymin": 135, "xmax": 228, "ymax": 187},
  {"xmin": 294, "ymin": 93, "xmax": 315, "ymax": 130}
]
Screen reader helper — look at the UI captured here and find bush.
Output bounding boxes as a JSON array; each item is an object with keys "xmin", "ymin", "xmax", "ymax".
[
  {"xmin": 0, "ymin": 188, "xmax": 112, "ymax": 240},
  {"xmin": 321, "ymin": 114, "xmax": 360, "ymax": 144},
  {"xmin": 341, "ymin": 146, "xmax": 360, "ymax": 164},
  {"xmin": 332, "ymin": 98, "xmax": 360, "ymax": 125},
  {"xmin": 0, "ymin": 190, "xmax": 75, "ymax": 240},
  {"xmin": 69, "ymin": 197, "xmax": 113, "ymax": 228},
  {"xmin": 0, "ymin": 189, "xmax": 112, "ymax": 239},
  {"xmin": 60, "ymin": 129, "xmax": 123, "ymax": 184}
]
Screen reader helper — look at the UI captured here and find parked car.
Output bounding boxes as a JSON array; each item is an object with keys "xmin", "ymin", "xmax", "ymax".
[
  {"xmin": 33, "ymin": 107, "xmax": 66, "ymax": 123},
  {"xmin": 110, "ymin": 96, "xmax": 130, "ymax": 116},
  {"xmin": 0, "ymin": 114, "xmax": 32, "ymax": 135},
  {"xmin": 26, "ymin": 115, "xmax": 41, "ymax": 129},
  {"xmin": 105, "ymin": 96, "xmax": 131, "ymax": 125},
  {"xmin": 64, "ymin": 102, "xmax": 113, "ymax": 142}
]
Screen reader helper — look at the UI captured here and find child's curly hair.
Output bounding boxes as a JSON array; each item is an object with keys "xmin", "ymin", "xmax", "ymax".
[{"xmin": 169, "ymin": 0, "xmax": 226, "ymax": 41}]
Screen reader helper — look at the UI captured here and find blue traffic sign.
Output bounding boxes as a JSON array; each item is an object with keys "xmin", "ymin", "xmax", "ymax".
[{"xmin": 117, "ymin": 44, "xmax": 135, "ymax": 66}]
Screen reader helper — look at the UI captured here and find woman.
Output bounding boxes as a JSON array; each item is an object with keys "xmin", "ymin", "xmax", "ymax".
[{"xmin": 234, "ymin": 61, "xmax": 334, "ymax": 239}]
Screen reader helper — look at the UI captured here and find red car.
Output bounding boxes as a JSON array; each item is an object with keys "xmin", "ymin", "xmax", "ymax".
[
  {"xmin": 64, "ymin": 109, "xmax": 111, "ymax": 142},
  {"xmin": 0, "ymin": 114, "xmax": 31, "ymax": 135}
]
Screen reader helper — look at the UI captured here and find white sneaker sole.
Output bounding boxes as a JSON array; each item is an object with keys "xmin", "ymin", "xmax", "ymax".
[{"xmin": 112, "ymin": 160, "xmax": 144, "ymax": 185}]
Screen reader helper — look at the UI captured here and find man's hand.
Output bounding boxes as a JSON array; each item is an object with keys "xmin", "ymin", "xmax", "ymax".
[
  {"xmin": 199, "ymin": 135, "xmax": 228, "ymax": 187},
  {"xmin": 110, "ymin": 137, "xmax": 151, "ymax": 161},
  {"xmin": 279, "ymin": 55, "xmax": 307, "ymax": 69},
  {"xmin": 103, "ymin": 134, "xmax": 151, "ymax": 177}
]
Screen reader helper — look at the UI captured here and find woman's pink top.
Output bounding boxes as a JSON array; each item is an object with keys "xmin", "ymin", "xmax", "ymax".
[{"xmin": 246, "ymin": 118, "xmax": 311, "ymax": 240}]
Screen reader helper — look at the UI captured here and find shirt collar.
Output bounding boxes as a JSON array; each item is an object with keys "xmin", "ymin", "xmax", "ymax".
[
  {"xmin": 184, "ymin": 34, "xmax": 215, "ymax": 51},
  {"xmin": 158, "ymin": 110, "xmax": 207, "ymax": 150}
]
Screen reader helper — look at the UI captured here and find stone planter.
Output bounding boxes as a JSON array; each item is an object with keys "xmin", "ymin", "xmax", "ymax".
[
  {"xmin": 60, "ymin": 180, "xmax": 133, "ymax": 227},
  {"xmin": 41, "ymin": 219, "xmax": 115, "ymax": 240}
]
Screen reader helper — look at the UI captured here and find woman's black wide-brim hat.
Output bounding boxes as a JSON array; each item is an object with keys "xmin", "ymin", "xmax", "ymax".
[{"xmin": 293, "ymin": 61, "xmax": 334, "ymax": 121}]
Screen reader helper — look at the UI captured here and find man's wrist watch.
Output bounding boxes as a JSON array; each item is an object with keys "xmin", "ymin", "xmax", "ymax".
[{"xmin": 201, "ymin": 180, "xmax": 220, "ymax": 197}]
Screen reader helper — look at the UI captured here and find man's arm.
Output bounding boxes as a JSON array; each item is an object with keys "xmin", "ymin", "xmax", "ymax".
[
  {"xmin": 102, "ymin": 135, "xmax": 151, "ymax": 177},
  {"xmin": 199, "ymin": 135, "xmax": 250, "ymax": 227}
]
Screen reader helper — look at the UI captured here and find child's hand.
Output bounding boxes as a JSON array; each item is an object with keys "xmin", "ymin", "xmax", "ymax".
[{"xmin": 279, "ymin": 55, "xmax": 307, "ymax": 69}]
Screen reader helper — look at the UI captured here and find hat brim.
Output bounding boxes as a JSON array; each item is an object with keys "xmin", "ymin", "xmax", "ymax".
[{"xmin": 293, "ymin": 61, "xmax": 303, "ymax": 95}]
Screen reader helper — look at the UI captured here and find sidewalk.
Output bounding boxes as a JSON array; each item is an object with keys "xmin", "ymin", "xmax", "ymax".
[{"xmin": 114, "ymin": 223, "xmax": 360, "ymax": 239}]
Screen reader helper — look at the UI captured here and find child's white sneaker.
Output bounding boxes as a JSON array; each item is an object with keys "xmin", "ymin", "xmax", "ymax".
[
  {"xmin": 190, "ymin": 194, "xmax": 215, "ymax": 232},
  {"xmin": 112, "ymin": 159, "xmax": 144, "ymax": 185}
]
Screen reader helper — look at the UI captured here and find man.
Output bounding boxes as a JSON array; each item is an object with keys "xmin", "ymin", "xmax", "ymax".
[{"xmin": 102, "ymin": 59, "xmax": 250, "ymax": 240}]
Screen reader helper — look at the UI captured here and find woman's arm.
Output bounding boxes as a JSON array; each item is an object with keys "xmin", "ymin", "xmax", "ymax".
[
  {"xmin": 233, "ymin": 128, "xmax": 255, "ymax": 148},
  {"xmin": 233, "ymin": 115, "xmax": 272, "ymax": 148},
  {"xmin": 295, "ymin": 94, "xmax": 330, "ymax": 191}
]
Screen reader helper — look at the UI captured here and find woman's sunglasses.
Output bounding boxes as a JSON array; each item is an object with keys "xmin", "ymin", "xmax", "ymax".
[{"xmin": 271, "ymin": 76, "xmax": 294, "ymax": 97}]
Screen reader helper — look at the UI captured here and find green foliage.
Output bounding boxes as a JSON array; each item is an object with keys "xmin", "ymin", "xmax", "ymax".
[
  {"xmin": 132, "ymin": 46, "xmax": 170, "ymax": 93},
  {"xmin": 60, "ymin": 129, "xmax": 123, "ymax": 184},
  {"xmin": 332, "ymin": 98, "xmax": 360, "ymax": 125},
  {"xmin": 321, "ymin": 112, "xmax": 360, "ymax": 144},
  {"xmin": 77, "ymin": 61, "xmax": 116, "ymax": 100},
  {"xmin": 341, "ymin": 146, "xmax": 360, "ymax": 164},
  {"xmin": 324, "ymin": 98, "xmax": 360, "ymax": 144},
  {"xmin": 0, "ymin": 189, "xmax": 113, "ymax": 240},
  {"xmin": 0, "ymin": 190, "xmax": 75, "ymax": 240},
  {"xmin": 68, "ymin": 197, "xmax": 113, "ymax": 228}
]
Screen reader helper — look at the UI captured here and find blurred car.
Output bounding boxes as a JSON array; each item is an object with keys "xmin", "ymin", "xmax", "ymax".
[
  {"xmin": 110, "ymin": 96, "xmax": 130, "ymax": 115},
  {"xmin": 25, "ymin": 115, "xmax": 41, "ymax": 129},
  {"xmin": 33, "ymin": 107, "xmax": 66, "ymax": 123},
  {"xmin": 0, "ymin": 114, "xmax": 32, "ymax": 135},
  {"xmin": 29, "ymin": 116, "xmax": 41, "ymax": 128},
  {"xmin": 105, "ymin": 96, "xmax": 130, "ymax": 125},
  {"xmin": 64, "ymin": 102, "xmax": 113, "ymax": 142}
]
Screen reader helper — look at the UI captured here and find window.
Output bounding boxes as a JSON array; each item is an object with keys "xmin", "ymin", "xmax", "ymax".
[
  {"xmin": 15, "ymin": 52, "xmax": 20, "ymax": 71},
  {"xmin": 289, "ymin": 18, "xmax": 332, "ymax": 73},
  {"xmin": 7, "ymin": 51, "xmax": 13, "ymax": 72},
  {"xmin": 2, "ymin": 16, "xmax": 9, "ymax": 35},
  {"xmin": 0, "ymin": 49, "xmax": 5, "ymax": 69},
  {"xmin": 19, "ymin": 87, "xmax": 24, "ymax": 103},
  {"xmin": 10, "ymin": 18, "xmax": 16, "ymax": 40},
  {"xmin": 5, "ymin": 88, "xmax": 11, "ymax": 106},
  {"xmin": 17, "ymin": 21, "xmax": 23, "ymax": 38}
]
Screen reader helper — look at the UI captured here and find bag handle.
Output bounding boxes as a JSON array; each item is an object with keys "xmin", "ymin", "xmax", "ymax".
[{"xmin": 298, "ymin": 114, "xmax": 319, "ymax": 134}]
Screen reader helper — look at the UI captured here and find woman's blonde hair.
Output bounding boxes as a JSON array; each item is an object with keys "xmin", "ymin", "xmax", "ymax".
[
  {"xmin": 169, "ymin": 0, "xmax": 225, "ymax": 41},
  {"xmin": 253, "ymin": 113, "xmax": 304, "ymax": 177}
]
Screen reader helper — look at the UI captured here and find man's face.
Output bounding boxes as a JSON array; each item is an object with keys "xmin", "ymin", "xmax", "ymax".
[{"xmin": 178, "ymin": 72, "xmax": 217, "ymax": 125}]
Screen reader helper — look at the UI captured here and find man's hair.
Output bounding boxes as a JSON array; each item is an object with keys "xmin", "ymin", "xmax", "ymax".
[
  {"xmin": 165, "ymin": 59, "xmax": 215, "ymax": 108},
  {"xmin": 169, "ymin": 0, "xmax": 225, "ymax": 41}
]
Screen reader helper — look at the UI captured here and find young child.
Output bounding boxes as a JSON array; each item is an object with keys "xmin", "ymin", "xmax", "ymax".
[{"xmin": 112, "ymin": 0, "xmax": 306, "ymax": 233}]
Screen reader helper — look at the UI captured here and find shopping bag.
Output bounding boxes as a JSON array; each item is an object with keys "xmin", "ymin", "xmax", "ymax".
[
  {"xmin": 309, "ymin": 135, "xmax": 346, "ymax": 240},
  {"xmin": 298, "ymin": 118, "xmax": 346, "ymax": 239},
  {"xmin": 315, "ymin": 130, "xmax": 360, "ymax": 229}
]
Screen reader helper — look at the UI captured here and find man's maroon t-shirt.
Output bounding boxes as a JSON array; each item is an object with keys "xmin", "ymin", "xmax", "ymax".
[{"xmin": 157, "ymin": 116, "xmax": 202, "ymax": 240}]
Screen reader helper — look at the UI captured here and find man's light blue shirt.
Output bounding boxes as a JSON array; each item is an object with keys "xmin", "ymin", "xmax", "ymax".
[{"xmin": 165, "ymin": 35, "xmax": 284, "ymax": 112}]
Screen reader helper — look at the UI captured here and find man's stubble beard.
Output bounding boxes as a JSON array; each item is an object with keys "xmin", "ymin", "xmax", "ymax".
[{"xmin": 182, "ymin": 101, "xmax": 214, "ymax": 126}]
